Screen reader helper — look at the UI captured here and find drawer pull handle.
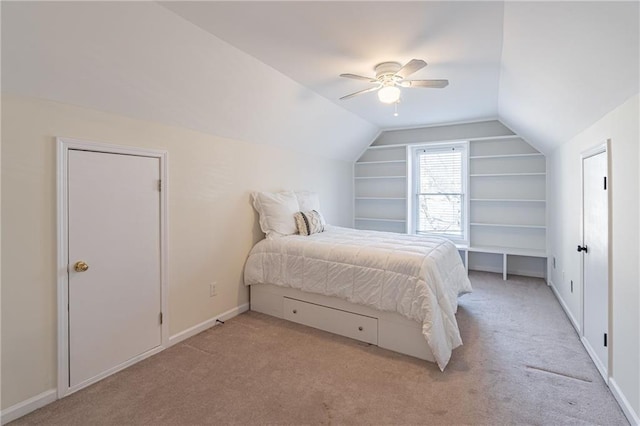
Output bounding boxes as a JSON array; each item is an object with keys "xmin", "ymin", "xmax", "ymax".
[
  {"xmin": 292, "ymin": 309, "xmax": 297, "ymax": 314},
  {"xmin": 358, "ymin": 326, "xmax": 363, "ymax": 331}
]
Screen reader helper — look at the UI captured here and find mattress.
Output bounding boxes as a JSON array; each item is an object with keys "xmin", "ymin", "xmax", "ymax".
[{"xmin": 244, "ymin": 226, "xmax": 472, "ymax": 370}]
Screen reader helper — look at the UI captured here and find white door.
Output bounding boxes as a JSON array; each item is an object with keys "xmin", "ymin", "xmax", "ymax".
[
  {"xmin": 581, "ymin": 149, "xmax": 608, "ymax": 376},
  {"xmin": 68, "ymin": 149, "xmax": 162, "ymax": 388}
]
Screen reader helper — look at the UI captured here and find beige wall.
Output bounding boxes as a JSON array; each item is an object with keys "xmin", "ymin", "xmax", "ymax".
[
  {"xmin": 0, "ymin": 95, "xmax": 355, "ymax": 409},
  {"xmin": 547, "ymin": 94, "xmax": 639, "ymax": 419}
]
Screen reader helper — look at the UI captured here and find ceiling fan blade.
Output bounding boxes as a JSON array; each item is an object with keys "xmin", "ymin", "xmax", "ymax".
[
  {"xmin": 340, "ymin": 73, "xmax": 378, "ymax": 83},
  {"xmin": 339, "ymin": 85, "xmax": 381, "ymax": 100},
  {"xmin": 396, "ymin": 59, "xmax": 427, "ymax": 79},
  {"xmin": 400, "ymin": 79, "xmax": 449, "ymax": 88}
]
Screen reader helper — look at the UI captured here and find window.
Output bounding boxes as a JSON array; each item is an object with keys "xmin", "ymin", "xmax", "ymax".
[{"xmin": 410, "ymin": 143, "xmax": 468, "ymax": 242}]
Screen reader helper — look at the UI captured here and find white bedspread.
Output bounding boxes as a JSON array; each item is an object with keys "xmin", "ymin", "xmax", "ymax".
[{"xmin": 244, "ymin": 226, "xmax": 472, "ymax": 370}]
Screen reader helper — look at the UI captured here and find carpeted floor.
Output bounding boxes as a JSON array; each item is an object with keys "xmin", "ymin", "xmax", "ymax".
[{"xmin": 13, "ymin": 271, "xmax": 628, "ymax": 425}]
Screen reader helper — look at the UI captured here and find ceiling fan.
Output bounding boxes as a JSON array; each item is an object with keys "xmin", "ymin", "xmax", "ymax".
[{"xmin": 339, "ymin": 59, "xmax": 448, "ymax": 104}]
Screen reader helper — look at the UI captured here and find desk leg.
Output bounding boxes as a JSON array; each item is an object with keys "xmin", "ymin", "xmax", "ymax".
[{"xmin": 503, "ymin": 253, "xmax": 508, "ymax": 280}]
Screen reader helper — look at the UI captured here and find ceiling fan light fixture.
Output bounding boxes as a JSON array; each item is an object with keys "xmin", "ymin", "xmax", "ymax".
[
  {"xmin": 378, "ymin": 85, "xmax": 400, "ymax": 104},
  {"xmin": 339, "ymin": 59, "xmax": 447, "ymax": 103}
]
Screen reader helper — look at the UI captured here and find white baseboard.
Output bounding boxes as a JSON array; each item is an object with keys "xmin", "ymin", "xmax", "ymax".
[
  {"xmin": 169, "ymin": 303, "xmax": 250, "ymax": 346},
  {"xmin": 581, "ymin": 336, "xmax": 607, "ymax": 381},
  {"xmin": 549, "ymin": 280, "xmax": 581, "ymax": 334},
  {"xmin": 549, "ymin": 283, "xmax": 638, "ymax": 426},
  {"xmin": 1, "ymin": 303, "xmax": 250, "ymax": 424},
  {"xmin": 1, "ymin": 389, "xmax": 56, "ymax": 425},
  {"xmin": 508, "ymin": 268, "xmax": 546, "ymax": 278},
  {"xmin": 468, "ymin": 265, "xmax": 502, "ymax": 274},
  {"xmin": 609, "ymin": 378, "xmax": 640, "ymax": 426},
  {"xmin": 468, "ymin": 266, "xmax": 545, "ymax": 279}
]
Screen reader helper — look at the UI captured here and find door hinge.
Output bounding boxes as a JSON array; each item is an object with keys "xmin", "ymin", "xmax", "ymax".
[
  {"xmin": 158, "ymin": 180, "xmax": 162, "ymax": 192},
  {"xmin": 160, "ymin": 312, "xmax": 163, "ymax": 325},
  {"xmin": 604, "ymin": 176, "xmax": 607, "ymax": 190},
  {"xmin": 604, "ymin": 333, "xmax": 607, "ymax": 347}
]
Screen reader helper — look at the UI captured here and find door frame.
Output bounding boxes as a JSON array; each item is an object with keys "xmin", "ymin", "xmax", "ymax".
[
  {"xmin": 56, "ymin": 137, "xmax": 169, "ymax": 398},
  {"xmin": 579, "ymin": 140, "xmax": 610, "ymax": 381}
]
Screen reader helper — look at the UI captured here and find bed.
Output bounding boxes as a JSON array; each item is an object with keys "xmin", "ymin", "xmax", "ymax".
[{"xmin": 244, "ymin": 190, "xmax": 471, "ymax": 370}]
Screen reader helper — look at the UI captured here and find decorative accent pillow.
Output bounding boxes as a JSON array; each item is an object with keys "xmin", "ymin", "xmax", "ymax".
[
  {"xmin": 295, "ymin": 191, "xmax": 321, "ymax": 212},
  {"xmin": 294, "ymin": 210, "xmax": 326, "ymax": 236},
  {"xmin": 251, "ymin": 191, "xmax": 299, "ymax": 239}
]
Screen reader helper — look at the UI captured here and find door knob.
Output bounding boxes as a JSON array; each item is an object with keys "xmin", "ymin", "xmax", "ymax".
[
  {"xmin": 577, "ymin": 245, "xmax": 588, "ymax": 253},
  {"xmin": 74, "ymin": 261, "xmax": 89, "ymax": 272}
]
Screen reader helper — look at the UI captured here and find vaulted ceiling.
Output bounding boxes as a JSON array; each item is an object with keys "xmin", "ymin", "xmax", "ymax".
[
  {"xmin": 2, "ymin": 2, "xmax": 638, "ymax": 159},
  {"xmin": 161, "ymin": 1, "xmax": 639, "ymax": 153}
]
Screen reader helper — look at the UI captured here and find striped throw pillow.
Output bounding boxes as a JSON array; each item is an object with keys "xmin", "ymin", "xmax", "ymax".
[{"xmin": 294, "ymin": 210, "xmax": 326, "ymax": 236}]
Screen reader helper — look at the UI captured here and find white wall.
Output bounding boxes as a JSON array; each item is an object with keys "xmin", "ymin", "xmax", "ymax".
[
  {"xmin": 1, "ymin": 1, "xmax": 376, "ymax": 412},
  {"xmin": 547, "ymin": 94, "xmax": 639, "ymax": 420},
  {"xmin": 1, "ymin": 2, "xmax": 377, "ymax": 162},
  {"xmin": 0, "ymin": 94, "xmax": 355, "ymax": 410}
]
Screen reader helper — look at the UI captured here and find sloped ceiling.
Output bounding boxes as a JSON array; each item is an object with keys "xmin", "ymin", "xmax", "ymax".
[
  {"xmin": 2, "ymin": 2, "xmax": 638, "ymax": 157},
  {"xmin": 160, "ymin": 1, "xmax": 506, "ymax": 130},
  {"xmin": 499, "ymin": 1, "xmax": 639, "ymax": 152},
  {"xmin": 161, "ymin": 1, "xmax": 639, "ymax": 154},
  {"xmin": 1, "ymin": 1, "xmax": 378, "ymax": 161}
]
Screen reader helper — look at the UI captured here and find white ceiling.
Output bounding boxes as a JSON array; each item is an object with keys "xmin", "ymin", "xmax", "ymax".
[
  {"xmin": 161, "ymin": 1, "xmax": 505, "ymax": 129},
  {"xmin": 2, "ymin": 2, "xmax": 638, "ymax": 157},
  {"xmin": 161, "ymin": 1, "xmax": 639, "ymax": 153},
  {"xmin": 499, "ymin": 1, "xmax": 639, "ymax": 152}
]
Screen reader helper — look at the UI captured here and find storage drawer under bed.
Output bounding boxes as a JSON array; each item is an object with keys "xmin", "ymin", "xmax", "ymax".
[{"xmin": 283, "ymin": 297, "xmax": 378, "ymax": 345}]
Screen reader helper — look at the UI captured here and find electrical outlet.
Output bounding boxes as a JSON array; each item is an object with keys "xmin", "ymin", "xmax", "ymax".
[
  {"xmin": 209, "ymin": 283, "xmax": 217, "ymax": 297},
  {"xmin": 571, "ymin": 280, "xmax": 573, "ymax": 293},
  {"xmin": 553, "ymin": 257, "xmax": 556, "ymax": 269}
]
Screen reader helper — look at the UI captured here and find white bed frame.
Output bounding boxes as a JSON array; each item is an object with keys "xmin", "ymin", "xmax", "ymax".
[{"xmin": 250, "ymin": 283, "xmax": 435, "ymax": 362}]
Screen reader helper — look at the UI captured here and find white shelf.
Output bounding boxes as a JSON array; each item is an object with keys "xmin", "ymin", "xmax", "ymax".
[
  {"xmin": 471, "ymin": 223, "xmax": 546, "ymax": 229},
  {"xmin": 467, "ymin": 245, "xmax": 547, "ymax": 257},
  {"xmin": 363, "ymin": 144, "xmax": 409, "ymax": 150},
  {"xmin": 455, "ymin": 244, "xmax": 546, "ymax": 257},
  {"xmin": 471, "ymin": 198, "xmax": 546, "ymax": 203},
  {"xmin": 354, "ymin": 176, "xmax": 406, "ymax": 180},
  {"xmin": 369, "ymin": 135, "xmax": 522, "ymax": 150},
  {"xmin": 355, "ymin": 197, "xmax": 406, "ymax": 201},
  {"xmin": 356, "ymin": 160, "xmax": 406, "ymax": 165},
  {"xmin": 470, "ymin": 173, "xmax": 546, "ymax": 177},
  {"xmin": 355, "ymin": 217, "xmax": 406, "ymax": 223},
  {"xmin": 470, "ymin": 153, "xmax": 543, "ymax": 159}
]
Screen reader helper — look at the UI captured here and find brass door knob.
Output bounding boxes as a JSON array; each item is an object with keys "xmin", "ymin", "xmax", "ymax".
[{"xmin": 74, "ymin": 261, "xmax": 89, "ymax": 272}]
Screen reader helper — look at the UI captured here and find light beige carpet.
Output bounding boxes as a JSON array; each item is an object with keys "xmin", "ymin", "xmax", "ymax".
[{"xmin": 13, "ymin": 272, "xmax": 628, "ymax": 425}]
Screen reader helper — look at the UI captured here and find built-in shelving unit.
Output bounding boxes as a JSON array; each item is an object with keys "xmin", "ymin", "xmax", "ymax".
[
  {"xmin": 468, "ymin": 137, "xmax": 546, "ymax": 265},
  {"xmin": 354, "ymin": 145, "xmax": 408, "ymax": 233},
  {"xmin": 354, "ymin": 128, "xmax": 547, "ymax": 279}
]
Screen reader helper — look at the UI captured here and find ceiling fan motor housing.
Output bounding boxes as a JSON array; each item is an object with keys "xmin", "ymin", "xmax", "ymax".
[{"xmin": 374, "ymin": 62, "xmax": 402, "ymax": 82}]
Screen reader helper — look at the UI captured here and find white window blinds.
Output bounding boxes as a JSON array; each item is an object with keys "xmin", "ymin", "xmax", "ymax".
[{"xmin": 414, "ymin": 145, "xmax": 466, "ymax": 240}]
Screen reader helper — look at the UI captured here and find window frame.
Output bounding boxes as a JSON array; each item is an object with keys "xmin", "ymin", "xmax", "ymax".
[{"xmin": 407, "ymin": 141, "xmax": 469, "ymax": 244}]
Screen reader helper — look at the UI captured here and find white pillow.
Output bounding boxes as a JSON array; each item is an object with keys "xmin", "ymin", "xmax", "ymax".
[
  {"xmin": 295, "ymin": 191, "xmax": 321, "ymax": 212},
  {"xmin": 252, "ymin": 191, "xmax": 299, "ymax": 239}
]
